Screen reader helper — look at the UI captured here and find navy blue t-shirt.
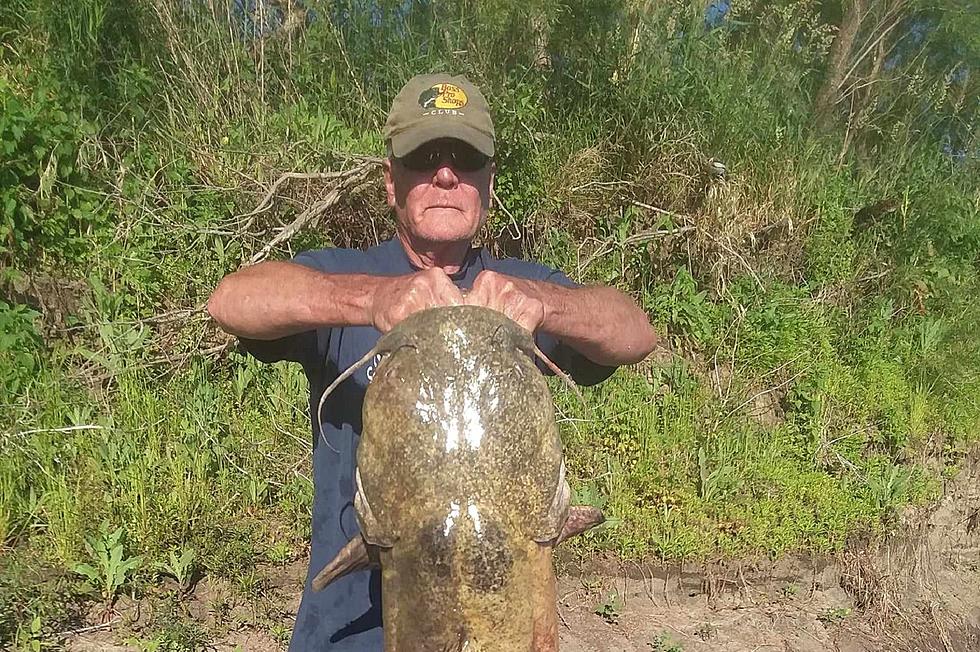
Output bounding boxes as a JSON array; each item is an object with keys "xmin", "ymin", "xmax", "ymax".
[{"xmin": 240, "ymin": 238, "xmax": 613, "ymax": 651}]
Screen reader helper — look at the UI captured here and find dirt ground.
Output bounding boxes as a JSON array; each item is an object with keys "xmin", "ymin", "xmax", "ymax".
[{"xmin": 68, "ymin": 455, "xmax": 980, "ymax": 652}]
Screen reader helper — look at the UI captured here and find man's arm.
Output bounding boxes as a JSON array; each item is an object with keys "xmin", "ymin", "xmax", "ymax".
[
  {"xmin": 465, "ymin": 271, "xmax": 658, "ymax": 366},
  {"xmin": 207, "ymin": 260, "xmax": 463, "ymax": 339}
]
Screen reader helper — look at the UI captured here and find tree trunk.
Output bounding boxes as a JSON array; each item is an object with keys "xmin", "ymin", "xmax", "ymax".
[{"xmin": 814, "ymin": 0, "xmax": 869, "ymax": 131}]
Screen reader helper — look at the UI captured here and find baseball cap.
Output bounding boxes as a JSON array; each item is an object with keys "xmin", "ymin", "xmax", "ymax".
[{"xmin": 383, "ymin": 74, "xmax": 495, "ymax": 158}]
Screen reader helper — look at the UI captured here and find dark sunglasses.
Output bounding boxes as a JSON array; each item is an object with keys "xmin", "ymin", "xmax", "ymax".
[{"xmin": 397, "ymin": 141, "xmax": 490, "ymax": 173}]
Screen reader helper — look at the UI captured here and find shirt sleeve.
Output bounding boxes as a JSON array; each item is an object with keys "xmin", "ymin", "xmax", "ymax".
[{"xmin": 236, "ymin": 251, "xmax": 327, "ymax": 370}]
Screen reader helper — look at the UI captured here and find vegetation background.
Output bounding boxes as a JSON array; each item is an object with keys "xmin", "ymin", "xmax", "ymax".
[{"xmin": 1, "ymin": 0, "xmax": 978, "ymax": 648}]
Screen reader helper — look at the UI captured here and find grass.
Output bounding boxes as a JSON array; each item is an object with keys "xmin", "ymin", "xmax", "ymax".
[{"xmin": 2, "ymin": 0, "xmax": 979, "ymax": 646}]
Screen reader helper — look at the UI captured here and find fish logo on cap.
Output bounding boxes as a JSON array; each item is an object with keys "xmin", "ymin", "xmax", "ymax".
[{"xmin": 418, "ymin": 83, "xmax": 469, "ymax": 110}]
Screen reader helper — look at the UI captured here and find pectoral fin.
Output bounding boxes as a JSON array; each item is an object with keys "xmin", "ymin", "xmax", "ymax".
[
  {"xmin": 311, "ymin": 535, "xmax": 378, "ymax": 591},
  {"xmin": 556, "ymin": 505, "xmax": 605, "ymax": 545},
  {"xmin": 533, "ymin": 461, "xmax": 570, "ymax": 544}
]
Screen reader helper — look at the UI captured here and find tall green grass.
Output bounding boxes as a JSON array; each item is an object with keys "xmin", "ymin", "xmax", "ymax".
[{"xmin": 1, "ymin": 0, "xmax": 978, "ymax": 645}]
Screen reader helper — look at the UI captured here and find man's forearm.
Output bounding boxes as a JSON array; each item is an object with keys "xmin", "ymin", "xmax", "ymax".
[
  {"xmin": 537, "ymin": 283, "xmax": 658, "ymax": 366},
  {"xmin": 207, "ymin": 261, "xmax": 376, "ymax": 340}
]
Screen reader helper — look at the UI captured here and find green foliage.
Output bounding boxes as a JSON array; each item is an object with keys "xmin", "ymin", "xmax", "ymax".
[
  {"xmin": 1, "ymin": 0, "xmax": 978, "ymax": 643},
  {"xmin": 817, "ymin": 606, "xmax": 852, "ymax": 624},
  {"xmin": 697, "ymin": 446, "xmax": 735, "ymax": 503},
  {"xmin": 0, "ymin": 78, "xmax": 102, "ymax": 264},
  {"xmin": 127, "ymin": 593, "xmax": 211, "ymax": 651},
  {"xmin": 646, "ymin": 267, "xmax": 722, "ymax": 349},
  {"xmin": 73, "ymin": 523, "xmax": 143, "ymax": 605},
  {"xmin": 594, "ymin": 590, "xmax": 623, "ymax": 625},
  {"xmin": 156, "ymin": 548, "xmax": 196, "ymax": 593},
  {"xmin": 0, "ymin": 301, "xmax": 40, "ymax": 399},
  {"xmin": 12, "ymin": 615, "xmax": 48, "ymax": 652},
  {"xmin": 649, "ymin": 631, "xmax": 685, "ymax": 652}
]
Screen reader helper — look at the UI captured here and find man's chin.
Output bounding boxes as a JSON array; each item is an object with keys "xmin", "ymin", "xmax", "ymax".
[
  {"xmin": 414, "ymin": 233, "xmax": 476, "ymax": 246},
  {"xmin": 411, "ymin": 221, "xmax": 480, "ymax": 244}
]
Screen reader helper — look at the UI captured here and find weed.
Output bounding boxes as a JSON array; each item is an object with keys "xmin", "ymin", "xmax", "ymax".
[
  {"xmin": 128, "ymin": 592, "xmax": 210, "ymax": 651},
  {"xmin": 697, "ymin": 446, "xmax": 734, "ymax": 503},
  {"xmin": 649, "ymin": 631, "xmax": 685, "ymax": 651},
  {"xmin": 73, "ymin": 523, "xmax": 142, "ymax": 610},
  {"xmin": 594, "ymin": 591, "xmax": 623, "ymax": 625},
  {"xmin": 156, "ymin": 548, "xmax": 196, "ymax": 593},
  {"xmin": 234, "ymin": 568, "xmax": 265, "ymax": 600},
  {"xmin": 264, "ymin": 541, "xmax": 293, "ymax": 566},
  {"xmin": 269, "ymin": 622, "xmax": 291, "ymax": 647},
  {"xmin": 13, "ymin": 616, "xmax": 48, "ymax": 652},
  {"xmin": 818, "ymin": 606, "xmax": 852, "ymax": 625},
  {"xmin": 128, "ymin": 620, "xmax": 210, "ymax": 652},
  {"xmin": 694, "ymin": 623, "xmax": 716, "ymax": 640},
  {"xmin": 0, "ymin": 301, "xmax": 41, "ymax": 401},
  {"xmin": 867, "ymin": 462, "xmax": 913, "ymax": 518}
]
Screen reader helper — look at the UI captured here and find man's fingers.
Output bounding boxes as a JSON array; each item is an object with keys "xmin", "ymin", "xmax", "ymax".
[
  {"xmin": 376, "ymin": 269, "xmax": 543, "ymax": 333},
  {"xmin": 427, "ymin": 271, "xmax": 464, "ymax": 307},
  {"xmin": 507, "ymin": 300, "xmax": 542, "ymax": 333},
  {"xmin": 373, "ymin": 269, "xmax": 466, "ymax": 332},
  {"xmin": 463, "ymin": 280, "xmax": 491, "ymax": 309},
  {"xmin": 464, "ymin": 270, "xmax": 545, "ymax": 332}
]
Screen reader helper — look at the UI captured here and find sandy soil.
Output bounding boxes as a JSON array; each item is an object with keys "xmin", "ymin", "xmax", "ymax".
[{"xmin": 67, "ymin": 455, "xmax": 980, "ymax": 652}]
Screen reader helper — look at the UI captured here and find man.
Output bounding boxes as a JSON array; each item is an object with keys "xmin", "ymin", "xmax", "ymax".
[{"xmin": 207, "ymin": 74, "xmax": 657, "ymax": 651}]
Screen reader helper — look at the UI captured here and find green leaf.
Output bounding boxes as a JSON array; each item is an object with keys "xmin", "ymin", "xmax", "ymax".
[{"xmin": 73, "ymin": 563, "xmax": 100, "ymax": 582}]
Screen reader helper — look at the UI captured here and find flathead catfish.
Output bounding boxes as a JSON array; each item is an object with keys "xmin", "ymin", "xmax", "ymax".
[{"xmin": 312, "ymin": 305, "xmax": 604, "ymax": 651}]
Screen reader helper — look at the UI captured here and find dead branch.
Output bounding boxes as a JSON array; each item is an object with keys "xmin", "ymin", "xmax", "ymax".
[
  {"xmin": 248, "ymin": 159, "xmax": 381, "ymax": 265},
  {"xmin": 626, "ymin": 198, "xmax": 692, "ymax": 222},
  {"xmin": 73, "ymin": 157, "xmax": 386, "ymax": 371},
  {"xmin": 577, "ymin": 225, "xmax": 695, "ymax": 278},
  {"xmin": 237, "ymin": 170, "xmax": 354, "ymax": 224}
]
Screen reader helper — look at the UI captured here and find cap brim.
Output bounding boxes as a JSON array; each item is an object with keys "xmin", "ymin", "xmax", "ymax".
[{"xmin": 390, "ymin": 121, "xmax": 494, "ymax": 158}]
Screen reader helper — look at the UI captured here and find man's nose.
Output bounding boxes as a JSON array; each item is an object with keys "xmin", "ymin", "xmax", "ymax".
[{"xmin": 432, "ymin": 164, "xmax": 459, "ymax": 189}]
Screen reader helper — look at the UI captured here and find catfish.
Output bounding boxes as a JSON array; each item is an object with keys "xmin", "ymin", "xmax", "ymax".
[{"xmin": 312, "ymin": 305, "xmax": 604, "ymax": 651}]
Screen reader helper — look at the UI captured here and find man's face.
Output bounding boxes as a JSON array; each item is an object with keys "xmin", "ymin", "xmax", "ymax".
[{"xmin": 384, "ymin": 138, "xmax": 495, "ymax": 245}]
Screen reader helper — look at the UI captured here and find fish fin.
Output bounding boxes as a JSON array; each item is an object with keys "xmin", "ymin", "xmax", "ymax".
[
  {"xmin": 533, "ymin": 461, "xmax": 570, "ymax": 544},
  {"xmin": 555, "ymin": 505, "xmax": 606, "ymax": 545},
  {"xmin": 529, "ymin": 543, "xmax": 559, "ymax": 652},
  {"xmin": 355, "ymin": 467, "xmax": 395, "ymax": 547},
  {"xmin": 311, "ymin": 535, "xmax": 377, "ymax": 591}
]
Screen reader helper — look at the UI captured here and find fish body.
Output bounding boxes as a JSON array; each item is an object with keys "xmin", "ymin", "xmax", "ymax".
[{"xmin": 315, "ymin": 306, "xmax": 602, "ymax": 651}]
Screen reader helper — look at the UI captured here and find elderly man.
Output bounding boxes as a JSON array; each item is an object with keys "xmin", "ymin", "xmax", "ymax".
[{"xmin": 208, "ymin": 74, "xmax": 657, "ymax": 651}]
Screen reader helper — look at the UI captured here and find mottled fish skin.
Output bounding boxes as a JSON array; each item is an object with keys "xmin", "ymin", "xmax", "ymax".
[{"xmin": 357, "ymin": 306, "xmax": 566, "ymax": 652}]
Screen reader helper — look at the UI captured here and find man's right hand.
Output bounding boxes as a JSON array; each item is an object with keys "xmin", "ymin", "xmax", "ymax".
[{"xmin": 370, "ymin": 268, "xmax": 464, "ymax": 332}]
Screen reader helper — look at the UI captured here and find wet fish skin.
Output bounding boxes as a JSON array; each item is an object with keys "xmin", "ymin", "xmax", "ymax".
[{"xmin": 316, "ymin": 306, "xmax": 603, "ymax": 651}]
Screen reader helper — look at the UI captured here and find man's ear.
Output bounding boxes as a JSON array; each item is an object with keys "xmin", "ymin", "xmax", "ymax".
[{"xmin": 383, "ymin": 158, "xmax": 396, "ymax": 208}]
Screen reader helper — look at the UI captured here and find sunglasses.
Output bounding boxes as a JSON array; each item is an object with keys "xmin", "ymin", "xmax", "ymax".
[{"xmin": 397, "ymin": 141, "xmax": 490, "ymax": 173}]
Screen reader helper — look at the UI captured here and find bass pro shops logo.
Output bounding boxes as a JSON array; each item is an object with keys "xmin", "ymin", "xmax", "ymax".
[{"xmin": 418, "ymin": 83, "xmax": 468, "ymax": 116}]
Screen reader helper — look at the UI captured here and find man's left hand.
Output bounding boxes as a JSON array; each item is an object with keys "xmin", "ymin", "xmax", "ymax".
[{"xmin": 464, "ymin": 270, "xmax": 546, "ymax": 333}]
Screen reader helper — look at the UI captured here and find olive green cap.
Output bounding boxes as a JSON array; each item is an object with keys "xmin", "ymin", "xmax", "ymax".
[{"xmin": 383, "ymin": 74, "xmax": 495, "ymax": 158}]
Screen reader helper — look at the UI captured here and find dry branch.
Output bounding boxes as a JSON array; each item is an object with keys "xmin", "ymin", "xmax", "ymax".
[
  {"xmin": 248, "ymin": 158, "xmax": 381, "ymax": 265},
  {"xmin": 578, "ymin": 226, "xmax": 695, "ymax": 278},
  {"xmin": 98, "ymin": 156, "xmax": 386, "ymax": 371},
  {"xmin": 237, "ymin": 170, "xmax": 353, "ymax": 224}
]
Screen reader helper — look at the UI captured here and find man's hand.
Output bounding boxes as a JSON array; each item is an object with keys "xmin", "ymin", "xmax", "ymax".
[
  {"xmin": 371, "ymin": 268, "xmax": 464, "ymax": 332},
  {"xmin": 465, "ymin": 270, "xmax": 546, "ymax": 333}
]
